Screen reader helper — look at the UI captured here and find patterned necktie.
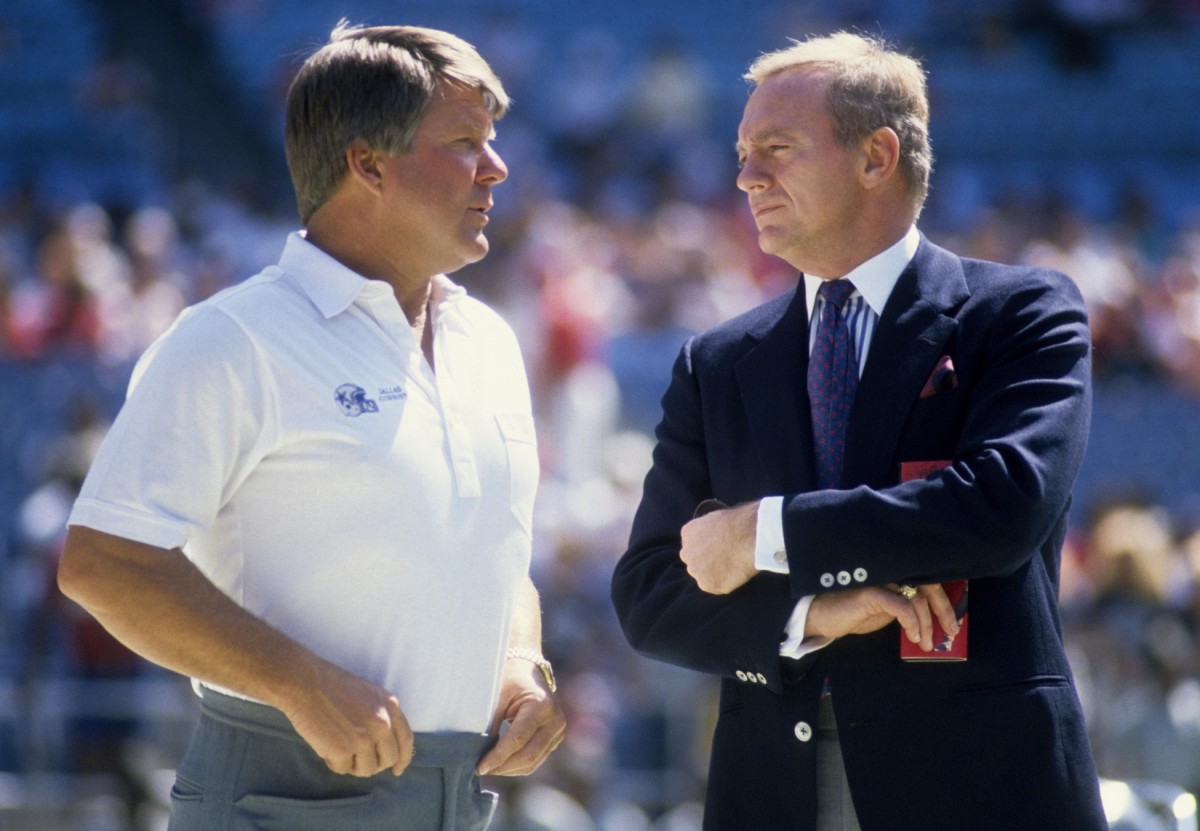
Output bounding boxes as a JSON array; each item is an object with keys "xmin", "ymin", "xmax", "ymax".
[{"xmin": 808, "ymin": 279, "xmax": 859, "ymax": 489}]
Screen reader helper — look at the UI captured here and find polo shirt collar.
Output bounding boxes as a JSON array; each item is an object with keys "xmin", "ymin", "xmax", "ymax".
[
  {"xmin": 278, "ymin": 232, "xmax": 467, "ymax": 319},
  {"xmin": 803, "ymin": 225, "xmax": 920, "ymax": 317}
]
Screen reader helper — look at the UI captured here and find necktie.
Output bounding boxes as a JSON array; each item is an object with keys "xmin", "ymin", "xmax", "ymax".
[{"xmin": 808, "ymin": 279, "xmax": 859, "ymax": 489}]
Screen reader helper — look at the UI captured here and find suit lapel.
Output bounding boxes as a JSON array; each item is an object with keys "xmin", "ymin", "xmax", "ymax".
[
  {"xmin": 734, "ymin": 287, "xmax": 816, "ymax": 493},
  {"xmin": 842, "ymin": 239, "xmax": 969, "ymax": 488}
]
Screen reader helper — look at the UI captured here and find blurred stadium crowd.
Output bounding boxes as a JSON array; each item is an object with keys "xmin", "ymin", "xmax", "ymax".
[{"xmin": 4, "ymin": 0, "xmax": 1200, "ymax": 828}]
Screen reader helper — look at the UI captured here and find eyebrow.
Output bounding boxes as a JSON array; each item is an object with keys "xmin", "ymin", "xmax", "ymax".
[
  {"xmin": 735, "ymin": 126, "xmax": 811, "ymax": 156},
  {"xmin": 445, "ymin": 117, "xmax": 496, "ymax": 143},
  {"xmin": 739, "ymin": 127, "xmax": 804, "ymax": 147}
]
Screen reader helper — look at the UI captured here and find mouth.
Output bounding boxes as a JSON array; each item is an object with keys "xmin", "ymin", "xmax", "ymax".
[{"xmin": 468, "ymin": 199, "xmax": 493, "ymax": 219}]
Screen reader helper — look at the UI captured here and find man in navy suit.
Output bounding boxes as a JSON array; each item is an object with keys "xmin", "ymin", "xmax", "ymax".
[{"xmin": 611, "ymin": 32, "xmax": 1107, "ymax": 830}]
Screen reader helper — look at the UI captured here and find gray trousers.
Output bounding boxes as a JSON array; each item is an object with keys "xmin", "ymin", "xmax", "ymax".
[
  {"xmin": 167, "ymin": 688, "xmax": 498, "ymax": 831},
  {"xmin": 815, "ymin": 696, "xmax": 863, "ymax": 831}
]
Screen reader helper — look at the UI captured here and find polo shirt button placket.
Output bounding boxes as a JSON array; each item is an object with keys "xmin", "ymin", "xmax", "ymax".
[{"xmin": 434, "ymin": 356, "xmax": 481, "ymax": 498}]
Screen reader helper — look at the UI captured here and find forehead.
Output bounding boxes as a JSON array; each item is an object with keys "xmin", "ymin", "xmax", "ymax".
[
  {"xmin": 737, "ymin": 69, "xmax": 831, "ymax": 141},
  {"xmin": 417, "ymin": 81, "xmax": 494, "ymax": 133}
]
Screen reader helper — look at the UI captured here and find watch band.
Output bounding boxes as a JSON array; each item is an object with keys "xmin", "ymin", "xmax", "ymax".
[{"xmin": 505, "ymin": 647, "xmax": 557, "ymax": 693}]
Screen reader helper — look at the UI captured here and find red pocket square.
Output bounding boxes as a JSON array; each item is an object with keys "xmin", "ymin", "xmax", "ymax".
[{"xmin": 920, "ymin": 355, "xmax": 957, "ymax": 399}]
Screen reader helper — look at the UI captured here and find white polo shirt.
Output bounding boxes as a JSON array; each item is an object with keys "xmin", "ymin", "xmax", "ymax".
[{"xmin": 69, "ymin": 233, "xmax": 538, "ymax": 733}]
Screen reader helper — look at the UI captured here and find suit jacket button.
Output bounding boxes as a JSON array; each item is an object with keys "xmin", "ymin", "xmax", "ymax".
[
  {"xmin": 853, "ymin": 568, "xmax": 867, "ymax": 582},
  {"xmin": 736, "ymin": 671, "xmax": 748, "ymax": 682},
  {"xmin": 756, "ymin": 673, "xmax": 768, "ymax": 685},
  {"xmin": 794, "ymin": 721, "xmax": 813, "ymax": 742},
  {"xmin": 837, "ymin": 571, "xmax": 851, "ymax": 586},
  {"xmin": 820, "ymin": 573, "xmax": 835, "ymax": 588}
]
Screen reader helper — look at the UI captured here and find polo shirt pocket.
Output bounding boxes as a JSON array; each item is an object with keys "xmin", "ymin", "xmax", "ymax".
[{"xmin": 495, "ymin": 412, "xmax": 539, "ymax": 537}]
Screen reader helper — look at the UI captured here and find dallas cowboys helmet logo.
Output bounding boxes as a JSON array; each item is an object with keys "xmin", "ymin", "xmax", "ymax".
[{"xmin": 334, "ymin": 383, "xmax": 379, "ymax": 416}]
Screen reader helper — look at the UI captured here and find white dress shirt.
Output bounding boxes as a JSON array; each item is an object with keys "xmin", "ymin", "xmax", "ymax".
[
  {"xmin": 754, "ymin": 226, "xmax": 921, "ymax": 657},
  {"xmin": 69, "ymin": 232, "xmax": 538, "ymax": 732}
]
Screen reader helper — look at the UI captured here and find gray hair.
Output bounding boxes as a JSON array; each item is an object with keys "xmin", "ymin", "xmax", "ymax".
[
  {"xmin": 285, "ymin": 22, "xmax": 509, "ymax": 224},
  {"xmin": 745, "ymin": 32, "xmax": 932, "ymax": 207}
]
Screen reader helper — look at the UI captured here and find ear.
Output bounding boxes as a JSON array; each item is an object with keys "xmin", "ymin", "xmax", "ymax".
[
  {"xmin": 859, "ymin": 126, "xmax": 900, "ymax": 191},
  {"xmin": 344, "ymin": 138, "xmax": 386, "ymax": 195}
]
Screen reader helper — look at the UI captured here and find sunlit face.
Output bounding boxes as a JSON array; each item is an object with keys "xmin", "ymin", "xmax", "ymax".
[
  {"xmin": 735, "ymin": 69, "xmax": 866, "ymax": 275},
  {"xmin": 377, "ymin": 81, "xmax": 508, "ymax": 279}
]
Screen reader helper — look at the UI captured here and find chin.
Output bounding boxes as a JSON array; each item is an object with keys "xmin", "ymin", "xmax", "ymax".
[
  {"xmin": 756, "ymin": 231, "xmax": 783, "ymax": 257},
  {"xmin": 466, "ymin": 237, "xmax": 490, "ymax": 262},
  {"xmin": 444, "ymin": 241, "xmax": 489, "ymax": 274}
]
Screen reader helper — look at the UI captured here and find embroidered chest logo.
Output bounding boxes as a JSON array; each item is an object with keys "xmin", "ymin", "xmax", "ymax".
[{"xmin": 334, "ymin": 383, "xmax": 379, "ymax": 416}]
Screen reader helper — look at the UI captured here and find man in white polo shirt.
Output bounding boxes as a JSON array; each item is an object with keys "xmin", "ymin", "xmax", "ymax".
[{"xmin": 57, "ymin": 22, "xmax": 563, "ymax": 831}]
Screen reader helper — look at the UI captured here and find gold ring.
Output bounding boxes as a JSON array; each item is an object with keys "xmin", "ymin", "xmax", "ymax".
[{"xmin": 898, "ymin": 585, "xmax": 919, "ymax": 601}]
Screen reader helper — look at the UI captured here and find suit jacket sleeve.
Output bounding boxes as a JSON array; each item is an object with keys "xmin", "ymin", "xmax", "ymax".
[
  {"xmin": 612, "ymin": 334, "xmax": 803, "ymax": 691},
  {"xmin": 783, "ymin": 265, "xmax": 1092, "ymax": 598}
]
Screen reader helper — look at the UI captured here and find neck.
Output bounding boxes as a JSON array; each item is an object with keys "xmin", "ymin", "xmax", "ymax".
[
  {"xmin": 304, "ymin": 213, "xmax": 433, "ymax": 325},
  {"xmin": 803, "ymin": 208, "xmax": 914, "ymax": 280}
]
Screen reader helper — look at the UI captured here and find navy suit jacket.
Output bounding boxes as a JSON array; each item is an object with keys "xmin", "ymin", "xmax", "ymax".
[{"xmin": 612, "ymin": 238, "xmax": 1107, "ymax": 830}]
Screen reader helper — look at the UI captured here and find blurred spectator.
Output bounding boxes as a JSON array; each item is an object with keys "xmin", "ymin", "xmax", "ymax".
[
  {"xmin": 614, "ymin": 39, "xmax": 716, "ymax": 210},
  {"xmin": 1020, "ymin": 201, "xmax": 1159, "ymax": 381},
  {"xmin": 94, "ymin": 206, "xmax": 186, "ymax": 366},
  {"xmin": 542, "ymin": 29, "xmax": 629, "ymax": 206},
  {"xmin": 6, "ymin": 219, "xmax": 106, "ymax": 360},
  {"xmin": 1065, "ymin": 500, "xmax": 1200, "ymax": 796},
  {"xmin": 1012, "ymin": 0, "xmax": 1134, "ymax": 70},
  {"xmin": 1142, "ymin": 251, "xmax": 1200, "ymax": 390}
]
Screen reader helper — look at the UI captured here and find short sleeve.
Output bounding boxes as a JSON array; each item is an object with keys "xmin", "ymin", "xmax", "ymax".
[{"xmin": 68, "ymin": 306, "xmax": 274, "ymax": 551}]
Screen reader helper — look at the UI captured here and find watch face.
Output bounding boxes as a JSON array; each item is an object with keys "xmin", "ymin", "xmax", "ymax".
[
  {"xmin": 508, "ymin": 648, "xmax": 556, "ymax": 692},
  {"xmin": 539, "ymin": 661, "xmax": 556, "ymax": 693}
]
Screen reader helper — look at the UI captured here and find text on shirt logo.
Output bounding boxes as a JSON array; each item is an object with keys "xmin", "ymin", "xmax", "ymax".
[{"xmin": 378, "ymin": 385, "xmax": 407, "ymax": 403}]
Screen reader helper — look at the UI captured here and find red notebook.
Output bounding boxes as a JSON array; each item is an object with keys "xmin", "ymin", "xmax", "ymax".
[{"xmin": 899, "ymin": 460, "xmax": 967, "ymax": 662}]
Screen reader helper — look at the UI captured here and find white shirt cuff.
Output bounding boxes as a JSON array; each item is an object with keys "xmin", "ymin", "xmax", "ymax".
[
  {"xmin": 754, "ymin": 496, "xmax": 788, "ymax": 572},
  {"xmin": 755, "ymin": 498, "xmax": 831, "ymax": 658},
  {"xmin": 779, "ymin": 594, "xmax": 833, "ymax": 659}
]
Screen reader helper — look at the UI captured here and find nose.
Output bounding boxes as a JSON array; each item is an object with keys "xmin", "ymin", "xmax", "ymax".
[
  {"xmin": 479, "ymin": 143, "xmax": 508, "ymax": 185},
  {"xmin": 736, "ymin": 155, "xmax": 766, "ymax": 193}
]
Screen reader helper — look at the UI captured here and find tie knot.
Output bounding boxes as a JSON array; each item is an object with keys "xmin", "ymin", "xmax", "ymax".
[{"xmin": 818, "ymin": 279, "xmax": 856, "ymax": 310}]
